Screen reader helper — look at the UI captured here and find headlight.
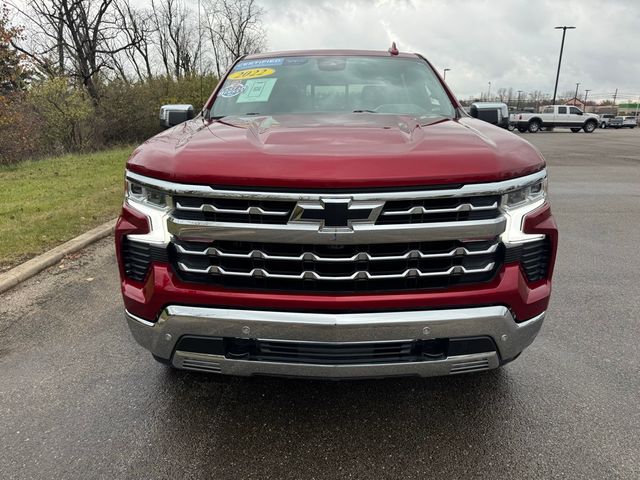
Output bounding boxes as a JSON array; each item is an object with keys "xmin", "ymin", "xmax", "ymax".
[
  {"xmin": 126, "ymin": 179, "xmax": 169, "ymax": 209},
  {"xmin": 502, "ymin": 178, "xmax": 547, "ymax": 209},
  {"xmin": 500, "ymin": 174, "xmax": 548, "ymax": 244}
]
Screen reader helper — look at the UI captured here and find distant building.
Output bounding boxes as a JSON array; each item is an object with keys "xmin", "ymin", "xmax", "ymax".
[
  {"xmin": 617, "ymin": 103, "xmax": 640, "ymax": 116},
  {"xmin": 592, "ymin": 105, "xmax": 618, "ymax": 115},
  {"xmin": 564, "ymin": 97, "xmax": 586, "ymax": 109}
]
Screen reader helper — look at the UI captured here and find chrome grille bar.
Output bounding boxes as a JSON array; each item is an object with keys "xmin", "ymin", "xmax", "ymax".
[
  {"xmin": 175, "ymin": 243, "xmax": 498, "ymax": 262},
  {"xmin": 177, "ymin": 262, "xmax": 496, "ymax": 280},
  {"xmin": 382, "ymin": 202, "xmax": 498, "ymax": 216},
  {"xmin": 175, "ymin": 201, "xmax": 290, "ymax": 216},
  {"xmin": 167, "ymin": 217, "xmax": 506, "ymax": 244}
]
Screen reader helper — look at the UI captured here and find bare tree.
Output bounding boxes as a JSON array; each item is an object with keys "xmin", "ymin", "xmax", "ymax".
[
  {"xmin": 10, "ymin": 0, "xmax": 144, "ymax": 101},
  {"xmin": 114, "ymin": 0, "xmax": 154, "ymax": 81},
  {"xmin": 150, "ymin": 0, "xmax": 199, "ymax": 79},
  {"xmin": 203, "ymin": 0, "xmax": 266, "ymax": 79}
]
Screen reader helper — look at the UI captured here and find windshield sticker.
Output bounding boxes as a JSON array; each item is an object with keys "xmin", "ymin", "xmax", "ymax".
[
  {"xmin": 219, "ymin": 82, "xmax": 246, "ymax": 97},
  {"xmin": 229, "ymin": 68, "xmax": 275, "ymax": 80},
  {"xmin": 283, "ymin": 57, "xmax": 308, "ymax": 66},
  {"xmin": 236, "ymin": 78, "xmax": 278, "ymax": 103},
  {"xmin": 233, "ymin": 58, "xmax": 284, "ymax": 70}
]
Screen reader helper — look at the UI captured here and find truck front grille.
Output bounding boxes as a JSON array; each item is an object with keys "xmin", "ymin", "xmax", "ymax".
[
  {"xmin": 172, "ymin": 196, "xmax": 295, "ymax": 224},
  {"xmin": 171, "ymin": 239, "xmax": 502, "ymax": 292},
  {"xmin": 378, "ymin": 195, "xmax": 501, "ymax": 224},
  {"xmin": 172, "ymin": 194, "xmax": 501, "ymax": 225}
]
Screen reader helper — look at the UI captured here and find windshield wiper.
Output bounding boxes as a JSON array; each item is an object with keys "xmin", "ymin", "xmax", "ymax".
[{"xmin": 352, "ymin": 109, "xmax": 377, "ymax": 113}]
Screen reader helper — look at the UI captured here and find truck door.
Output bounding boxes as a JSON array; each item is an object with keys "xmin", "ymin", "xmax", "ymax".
[
  {"xmin": 569, "ymin": 106, "xmax": 584, "ymax": 126},
  {"xmin": 556, "ymin": 106, "xmax": 568, "ymax": 126}
]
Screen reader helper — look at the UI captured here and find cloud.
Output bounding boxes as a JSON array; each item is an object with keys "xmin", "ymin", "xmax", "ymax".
[{"xmin": 259, "ymin": 0, "xmax": 640, "ymax": 101}]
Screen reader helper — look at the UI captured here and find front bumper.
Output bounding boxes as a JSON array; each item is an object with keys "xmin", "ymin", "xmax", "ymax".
[{"xmin": 126, "ymin": 305, "xmax": 545, "ymax": 379}]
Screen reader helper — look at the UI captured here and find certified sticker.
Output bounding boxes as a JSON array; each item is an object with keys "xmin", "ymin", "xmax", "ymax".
[
  {"xmin": 219, "ymin": 82, "xmax": 246, "ymax": 97},
  {"xmin": 234, "ymin": 58, "xmax": 284, "ymax": 70},
  {"xmin": 228, "ymin": 68, "xmax": 275, "ymax": 80}
]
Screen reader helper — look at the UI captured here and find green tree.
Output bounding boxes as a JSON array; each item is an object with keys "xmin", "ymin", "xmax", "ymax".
[{"xmin": 28, "ymin": 77, "xmax": 94, "ymax": 152}]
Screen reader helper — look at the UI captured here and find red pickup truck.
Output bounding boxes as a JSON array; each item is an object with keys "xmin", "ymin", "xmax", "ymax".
[{"xmin": 116, "ymin": 49, "xmax": 558, "ymax": 379}]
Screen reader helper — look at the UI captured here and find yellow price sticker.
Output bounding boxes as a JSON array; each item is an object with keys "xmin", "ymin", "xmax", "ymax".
[{"xmin": 228, "ymin": 68, "xmax": 275, "ymax": 80}]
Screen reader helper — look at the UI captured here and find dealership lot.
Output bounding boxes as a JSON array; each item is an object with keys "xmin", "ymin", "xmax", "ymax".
[{"xmin": 0, "ymin": 128, "xmax": 639, "ymax": 479}]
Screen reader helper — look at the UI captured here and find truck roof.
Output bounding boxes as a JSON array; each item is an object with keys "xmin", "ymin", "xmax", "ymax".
[{"xmin": 242, "ymin": 49, "xmax": 421, "ymax": 60}]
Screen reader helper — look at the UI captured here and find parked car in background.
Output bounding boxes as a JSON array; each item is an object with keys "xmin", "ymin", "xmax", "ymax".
[
  {"xmin": 469, "ymin": 102, "xmax": 510, "ymax": 129},
  {"xmin": 609, "ymin": 116, "xmax": 637, "ymax": 129},
  {"xmin": 510, "ymin": 105, "xmax": 599, "ymax": 133},
  {"xmin": 599, "ymin": 114, "xmax": 615, "ymax": 128},
  {"xmin": 609, "ymin": 117, "xmax": 623, "ymax": 128}
]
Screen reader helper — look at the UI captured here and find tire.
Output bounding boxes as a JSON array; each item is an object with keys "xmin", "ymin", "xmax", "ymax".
[
  {"xmin": 527, "ymin": 120, "xmax": 541, "ymax": 133},
  {"xmin": 517, "ymin": 127, "xmax": 527, "ymax": 133},
  {"xmin": 507, "ymin": 124, "xmax": 515, "ymax": 131},
  {"xmin": 600, "ymin": 122, "xmax": 607, "ymax": 129},
  {"xmin": 583, "ymin": 120, "xmax": 597, "ymax": 133},
  {"xmin": 631, "ymin": 126, "xmax": 635, "ymax": 129},
  {"xmin": 571, "ymin": 127, "xmax": 581, "ymax": 133}
]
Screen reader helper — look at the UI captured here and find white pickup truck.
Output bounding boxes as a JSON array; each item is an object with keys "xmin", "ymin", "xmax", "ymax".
[{"xmin": 510, "ymin": 105, "xmax": 600, "ymax": 133}]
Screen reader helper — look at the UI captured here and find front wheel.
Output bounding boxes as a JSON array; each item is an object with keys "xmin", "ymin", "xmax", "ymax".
[
  {"xmin": 600, "ymin": 122, "xmax": 607, "ymax": 129},
  {"xmin": 527, "ymin": 120, "xmax": 541, "ymax": 133},
  {"xmin": 571, "ymin": 127, "xmax": 581, "ymax": 133},
  {"xmin": 583, "ymin": 121, "xmax": 597, "ymax": 133}
]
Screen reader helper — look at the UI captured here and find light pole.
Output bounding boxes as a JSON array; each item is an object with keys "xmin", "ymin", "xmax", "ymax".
[
  {"xmin": 574, "ymin": 82, "xmax": 580, "ymax": 104},
  {"xmin": 487, "ymin": 82, "xmax": 491, "ymax": 100},
  {"xmin": 443, "ymin": 68, "xmax": 450, "ymax": 80},
  {"xmin": 516, "ymin": 90, "xmax": 523, "ymax": 110},
  {"xmin": 584, "ymin": 89, "xmax": 590, "ymax": 111},
  {"xmin": 552, "ymin": 26, "xmax": 576, "ymax": 106}
]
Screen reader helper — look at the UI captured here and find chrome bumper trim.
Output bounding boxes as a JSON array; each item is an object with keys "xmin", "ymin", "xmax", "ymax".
[
  {"xmin": 170, "ymin": 351, "xmax": 500, "ymax": 378},
  {"xmin": 125, "ymin": 306, "xmax": 545, "ymax": 378},
  {"xmin": 167, "ymin": 216, "xmax": 507, "ymax": 244}
]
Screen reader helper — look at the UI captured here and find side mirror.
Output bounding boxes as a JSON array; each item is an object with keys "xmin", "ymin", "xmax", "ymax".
[{"xmin": 160, "ymin": 104, "xmax": 195, "ymax": 128}]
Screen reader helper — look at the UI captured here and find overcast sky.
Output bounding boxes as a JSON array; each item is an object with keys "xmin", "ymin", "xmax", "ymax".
[{"xmin": 258, "ymin": 0, "xmax": 640, "ymax": 103}]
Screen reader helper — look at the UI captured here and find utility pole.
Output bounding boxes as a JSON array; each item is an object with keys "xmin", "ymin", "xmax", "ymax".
[
  {"xmin": 584, "ymin": 89, "xmax": 590, "ymax": 106},
  {"xmin": 552, "ymin": 26, "xmax": 576, "ymax": 106},
  {"xmin": 516, "ymin": 90, "xmax": 523, "ymax": 110},
  {"xmin": 487, "ymin": 82, "xmax": 491, "ymax": 100},
  {"xmin": 443, "ymin": 68, "xmax": 450, "ymax": 80},
  {"xmin": 613, "ymin": 88, "xmax": 618, "ymax": 106},
  {"xmin": 574, "ymin": 83, "xmax": 580, "ymax": 104}
]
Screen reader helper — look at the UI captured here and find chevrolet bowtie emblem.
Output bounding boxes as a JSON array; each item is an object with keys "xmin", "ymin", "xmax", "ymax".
[{"xmin": 290, "ymin": 198, "xmax": 384, "ymax": 231}]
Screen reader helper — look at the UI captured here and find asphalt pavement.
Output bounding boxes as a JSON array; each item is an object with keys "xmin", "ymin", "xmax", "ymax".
[{"xmin": 1, "ymin": 127, "xmax": 639, "ymax": 479}]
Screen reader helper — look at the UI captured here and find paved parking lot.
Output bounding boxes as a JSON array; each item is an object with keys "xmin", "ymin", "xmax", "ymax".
[{"xmin": 1, "ymin": 128, "xmax": 639, "ymax": 479}]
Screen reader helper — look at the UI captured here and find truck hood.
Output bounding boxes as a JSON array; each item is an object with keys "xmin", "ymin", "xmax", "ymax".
[{"xmin": 127, "ymin": 113, "xmax": 545, "ymax": 189}]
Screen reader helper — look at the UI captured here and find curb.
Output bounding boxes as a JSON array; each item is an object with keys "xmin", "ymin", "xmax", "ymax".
[{"xmin": 0, "ymin": 219, "xmax": 117, "ymax": 295}]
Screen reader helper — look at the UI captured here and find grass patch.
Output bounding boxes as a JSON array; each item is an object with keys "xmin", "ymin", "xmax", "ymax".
[{"xmin": 0, "ymin": 147, "xmax": 133, "ymax": 270}]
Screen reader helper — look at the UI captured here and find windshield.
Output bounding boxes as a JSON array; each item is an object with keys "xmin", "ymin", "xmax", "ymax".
[{"xmin": 211, "ymin": 55, "xmax": 456, "ymax": 120}]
